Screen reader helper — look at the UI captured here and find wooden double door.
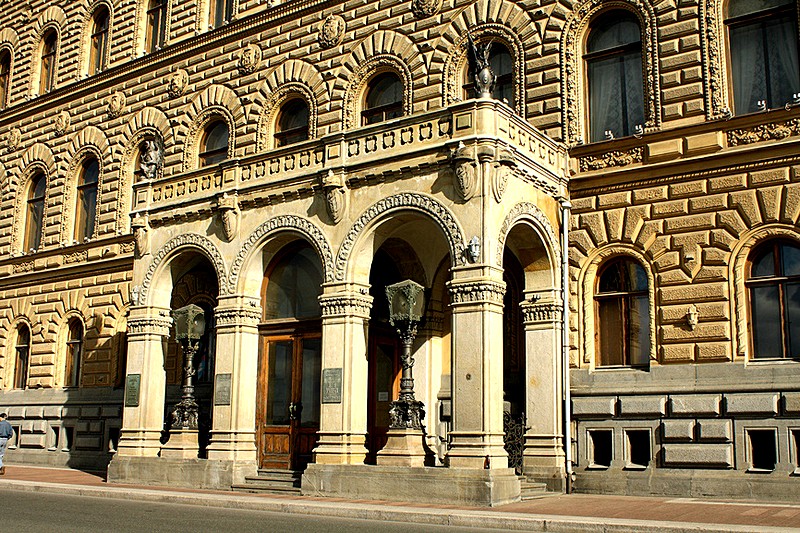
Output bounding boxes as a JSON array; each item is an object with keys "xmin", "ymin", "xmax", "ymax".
[{"xmin": 256, "ymin": 333, "xmax": 321, "ymax": 470}]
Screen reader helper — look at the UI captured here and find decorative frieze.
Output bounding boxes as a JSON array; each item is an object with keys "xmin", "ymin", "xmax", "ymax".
[
  {"xmin": 447, "ymin": 279, "xmax": 506, "ymax": 305},
  {"xmin": 319, "ymin": 293, "xmax": 374, "ymax": 319},
  {"xmin": 520, "ymin": 302, "xmax": 561, "ymax": 324},
  {"xmin": 13, "ymin": 260, "xmax": 33, "ymax": 273},
  {"xmin": 727, "ymin": 119, "xmax": 800, "ymax": 146},
  {"xmin": 579, "ymin": 147, "xmax": 643, "ymax": 172},
  {"xmin": 64, "ymin": 250, "xmax": 88, "ymax": 264}
]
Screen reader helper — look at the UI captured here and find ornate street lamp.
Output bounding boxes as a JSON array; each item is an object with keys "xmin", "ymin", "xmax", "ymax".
[
  {"xmin": 385, "ymin": 280, "xmax": 426, "ymax": 430},
  {"xmin": 170, "ymin": 304, "xmax": 206, "ymax": 430}
]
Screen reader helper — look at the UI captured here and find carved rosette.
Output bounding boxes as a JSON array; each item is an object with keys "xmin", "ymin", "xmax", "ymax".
[
  {"xmin": 579, "ymin": 147, "xmax": 643, "ymax": 172},
  {"xmin": 216, "ymin": 193, "xmax": 240, "ymax": 243},
  {"xmin": 319, "ymin": 292, "xmax": 374, "ymax": 319},
  {"xmin": 5, "ymin": 128, "xmax": 20, "ymax": 153},
  {"xmin": 54, "ymin": 111, "xmax": 71, "ymax": 136},
  {"xmin": 447, "ymin": 279, "xmax": 506, "ymax": 306},
  {"xmin": 127, "ymin": 315, "xmax": 172, "ymax": 336},
  {"xmin": 107, "ymin": 91, "xmax": 126, "ymax": 118},
  {"xmin": 131, "ymin": 215, "xmax": 150, "ymax": 257},
  {"xmin": 451, "ymin": 142, "xmax": 478, "ymax": 201},
  {"xmin": 322, "ymin": 170, "xmax": 347, "ymax": 224},
  {"xmin": 521, "ymin": 301, "xmax": 561, "ymax": 324},
  {"xmin": 411, "ymin": 0, "xmax": 441, "ymax": 18},
  {"xmin": 492, "ymin": 148, "xmax": 516, "ymax": 203},
  {"xmin": 167, "ymin": 69, "xmax": 189, "ymax": 98},
  {"xmin": 237, "ymin": 43, "xmax": 262, "ymax": 75},
  {"xmin": 318, "ymin": 15, "xmax": 345, "ymax": 49}
]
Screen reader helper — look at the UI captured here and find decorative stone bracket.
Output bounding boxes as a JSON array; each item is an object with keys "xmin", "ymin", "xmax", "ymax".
[
  {"xmin": 321, "ymin": 170, "xmax": 348, "ymax": 224},
  {"xmin": 216, "ymin": 193, "xmax": 240, "ymax": 243},
  {"xmin": 131, "ymin": 214, "xmax": 150, "ymax": 257},
  {"xmin": 450, "ymin": 142, "xmax": 516, "ymax": 202}
]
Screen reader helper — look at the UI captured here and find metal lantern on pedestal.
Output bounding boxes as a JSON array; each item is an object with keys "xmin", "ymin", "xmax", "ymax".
[{"xmin": 170, "ymin": 304, "xmax": 206, "ymax": 430}]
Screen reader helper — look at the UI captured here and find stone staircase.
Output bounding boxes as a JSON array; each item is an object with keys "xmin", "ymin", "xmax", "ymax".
[
  {"xmin": 232, "ymin": 468, "xmax": 303, "ymax": 495},
  {"xmin": 518, "ymin": 477, "xmax": 549, "ymax": 501}
]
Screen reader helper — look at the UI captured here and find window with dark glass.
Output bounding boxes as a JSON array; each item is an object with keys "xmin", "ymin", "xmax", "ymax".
[
  {"xmin": 726, "ymin": 0, "xmax": 800, "ymax": 114},
  {"xmin": 65, "ymin": 320, "xmax": 83, "ymax": 387},
  {"xmin": 24, "ymin": 173, "xmax": 46, "ymax": 251},
  {"xmin": 89, "ymin": 7, "xmax": 109, "ymax": 75},
  {"xmin": 362, "ymin": 73, "xmax": 403, "ymax": 125},
  {"xmin": 0, "ymin": 51, "xmax": 11, "ymax": 109},
  {"xmin": 14, "ymin": 326, "xmax": 30, "ymax": 390},
  {"xmin": 584, "ymin": 11, "xmax": 645, "ymax": 142},
  {"xmin": 464, "ymin": 44, "xmax": 514, "ymax": 107},
  {"xmin": 40, "ymin": 30, "xmax": 57, "ymax": 93},
  {"xmin": 747, "ymin": 240, "xmax": 800, "ymax": 359},
  {"xmin": 595, "ymin": 258, "xmax": 650, "ymax": 367},
  {"xmin": 145, "ymin": 0, "xmax": 167, "ymax": 53},
  {"xmin": 209, "ymin": 0, "xmax": 233, "ymax": 29},
  {"xmin": 274, "ymin": 98, "xmax": 309, "ymax": 147},
  {"xmin": 75, "ymin": 158, "xmax": 99, "ymax": 242},
  {"xmin": 198, "ymin": 120, "xmax": 229, "ymax": 167}
]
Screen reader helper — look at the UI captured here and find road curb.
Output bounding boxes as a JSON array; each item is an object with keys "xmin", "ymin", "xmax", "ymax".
[{"xmin": 2, "ymin": 479, "xmax": 793, "ymax": 533}]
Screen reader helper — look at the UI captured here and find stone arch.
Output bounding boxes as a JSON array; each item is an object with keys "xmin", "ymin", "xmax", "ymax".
[
  {"xmin": 229, "ymin": 215, "xmax": 335, "ymax": 296},
  {"xmin": 337, "ymin": 30, "xmax": 425, "ymax": 130},
  {"xmin": 335, "ymin": 193, "xmax": 467, "ymax": 282},
  {"xmin": 2, "ymin": 312, "xmax": 33, "ymax": 389},
  {"xmin": 577, "ymin": 244, "xmax": 657, "ymax": 368},
  {"xmin": 432, "ymin": 0, "xmax": 538, "ymax": 117},
  {"xmin": 78, "ymin": 0, "xmax": 114, "ymax": 76},
  {"xmin": 140, "ymin": 233, "xmax": 228, "ymax": 306},
  {"xmin": 177, "ymin": 84, "xmax": 244, "ymax": 171},
  {"xmin": 0, "ymin": 29, "xmax": 20, "ymax": 104},
  {"xmin": 561, "ymin": 0, "xmax": 661, "ymax": 145},
  {"xmin": 0, "ymin": 28, "xmax": 20, "ymax": 51},
  {"xmin": 496, "ymin": 202, "xmax": 560, "ymax": 272},
  {"xmin": 729, "ymin": 223, "xmax": 800, "ymax": 359},
  {"xmin": 28, "ymin": 6, "xmax": 67, "ymax": 96}
]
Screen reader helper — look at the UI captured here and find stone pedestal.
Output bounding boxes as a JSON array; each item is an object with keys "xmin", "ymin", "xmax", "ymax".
[
  {"xmin": 376, "ymin": 428, "xmax": 434, "ymax": 467},
  {"xmin": 160, "ymin": 429, "xmax": 199, "ymax": 459}
]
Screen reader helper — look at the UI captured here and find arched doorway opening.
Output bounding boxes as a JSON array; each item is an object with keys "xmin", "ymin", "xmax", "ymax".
[{"xmin": 256, "ymin": 240, "xmax": 323, "ymax": 470}]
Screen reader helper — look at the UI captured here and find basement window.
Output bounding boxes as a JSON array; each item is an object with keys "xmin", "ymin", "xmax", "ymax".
[
  {"xmin": 792, "ymin": 430, "xmax": 800, "ymax": 475},
  {"xmin": 9, "ymin": 425, "xmax": 20, "ymax": 449},
  {"xmin": 748, "ymin": 429, "xmax": 777, "ymax": 471},
  {"xmin": 48, "ymin": 426, "xmax": 60, "ymax": 451},
  {"xmin": 107, "ymin": 427, "xmax": 120, "ymax": 453},
  {"xmin": 589, "ymin": 429, "xmax": 612, "ymax": 468},
  {"xmin": 61, "ymin": 426, "xmax": 74, "ymax": 452},
  {"xmin": 626, "ymin": 430, "xmax": 650, "ymax": 469}
]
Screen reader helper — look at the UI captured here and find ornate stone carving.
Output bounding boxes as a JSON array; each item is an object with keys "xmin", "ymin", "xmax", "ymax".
[
  {"xmin": 447, "ymin": 279, "xmax": 506, "ymax": 305},
  {"xmin": 496, "ymin": 202, "xmax": 561, "ymax": 267},
  {"xmin": 237, "ymin": 43, "xmax": 262, "ymax": 75},
  {"xmin": 13, "ymin": 261, "xmax": 33, "ymax": 273},
  {"xmin": 229, "ymin": 215, "xmax": 335, "ymax": 290},
  {"xmin": 467, "ymin": 32, "xmax": 495, "ymax": 98},
  {"xmin": 701, "ymin": 0, "xmax": 729, "ymax": 119},
  {"xmin": 335, "ymin": 193, "xmax": 467, "ymax": 281},
  {"xmin": 322, "ymin": 170, "xmax": 347, "ymax": 224},
  {"xmin": 107, "ymin": 91, "xmax": 126, "ymax": 118},
  {"xmin": 214, "ymin": 306, "xmax": 261, "ymax": 327},
  {"xmin": 579, "ymin": 147, "xmax": 643, "ymax": 172},
  {"xmin": 127, "ymin": 315, "xmax": 172, "ymax": 336},
  {"xmin": 318, "ymin": 15, "xmax": 346, "ymax": 49},
  {"xmin": 119, "ymin": 241, "xmax": 136, "ymax": 254},
  {"xmin": 216, "ymin": 193, "xmax": 240, "ymax": 243},
  {"xmin": 54, "ymin": 111, "xmax": 71, "ymax": 136},
  {"xmin": 727, "ymin": 119, "xmax": 800, "ymax": 146},
  {"xmin": 451, "ymin": 142, "xmax": 478, "ymax": 201},
  {"xmin": 129, "ymin": 285, "xmax": 141, "ymax": 306},
  {"xmin": 411, "ymin": 0, "xmax": 441, "ymax": 18},
  {"xmin": 140, "ymin": 233, "xmax": 227, "ymax": 303},
  {"xmin": 492, "ymin": 148, "xmax": 515, "ymax": 203},
  {"xmin": 131, "ymin": 215, "xmax": 150, "ymax": 257},
  {"xmin": 5, "ymin": 128, "xmax": 20, "ymax": 152},
  {"xmin": 167, "ymin": 69, "xmax": 189, "ymax": 98},
  {"xmin": 64, "ymin": 250, "xmax": 88, "ymax": 264},
  {"xmin": 139, "ymin": 139, "xmax": 163, "ymax": 180},
  {"xmin": 319, "ymin": 292, "xmax": 374, "ymax": 319},
  {"xmin": 451, "ymin": 142, "xmax": 516, "ymax": 203},
  {"xmin": 521, "ymin": 302, "xmax": 561, "ymax": 324}
]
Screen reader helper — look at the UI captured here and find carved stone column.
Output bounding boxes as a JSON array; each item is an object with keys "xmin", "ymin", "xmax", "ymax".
[
  {"xmin": 115, "ymin": 306, "xmax": 172, "ymax": 457},
  {"xmin": 310, "ymin": 284, "xmax": 373, "ymax": 465},
  {"xmin": 520, "ymin": 297, "xmax": 566, "ymax": 490},
  {"xmin": 205, "ymin": 295, "xmax": 261, "ymax": 467},
  {"xmin": 445, "ymin": 269, "xmax": 508, "ymax": 469}
]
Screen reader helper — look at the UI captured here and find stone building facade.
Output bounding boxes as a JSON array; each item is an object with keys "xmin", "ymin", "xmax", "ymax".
[{"xmin": 0, "ymin": 0, "xmax": 796, "ymax": 503}]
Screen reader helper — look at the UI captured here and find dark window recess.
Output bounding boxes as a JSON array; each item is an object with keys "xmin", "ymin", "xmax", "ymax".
[
  {"xmin": 50, "ymin": 426, "xmax": 60, "ymax": 450},
  {"xmin": 590, "ymin": 430, "xmax": 613, "ymax": 467},
  {"xmin": 62, "ymin": 426, "xmax": 74, "ymax": 451},
  {"xmin": 11, "ymin": 426, "xmax": 20, "ymax": 448},
  {"xmin": 627, "ymin": 430, "xmax": 650, "ymax": 467},
  {"xmin": 108, "ymin": 427, "xmax": 120, "ymax": 453},
  {"xmin": 749, "ymin": 429, "xmax": 777, "ymax": 470},
  {"xmin": 793, "ymin": 430, "xmax": 800, "ymax": 468}
]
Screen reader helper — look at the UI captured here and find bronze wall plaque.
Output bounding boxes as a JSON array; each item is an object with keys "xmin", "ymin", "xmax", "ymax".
[
  {"xmin": 322, "ymin": 368, "xmax": 342, "ymax": 403},
  {"xmin": 125, "ymin": 374, "xmax": 140, "ymax": 407},
  {"xmin": 215, "ymin": 373, "xmax": 232, "ymax": 405}
]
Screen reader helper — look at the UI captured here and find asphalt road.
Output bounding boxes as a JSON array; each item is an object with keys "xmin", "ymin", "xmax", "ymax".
[{"xmin": 0, "ymin": 488, "xmax": 497, "ymax": 532}]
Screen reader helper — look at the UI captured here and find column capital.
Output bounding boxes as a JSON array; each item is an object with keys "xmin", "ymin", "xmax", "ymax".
[
  {"xmin": 127, "ymin": 306, "xmax": 172, "ymax": 337},
  {"xmin": 319, "ymin": 292, "xmax": 373, "ymax": 319},
  {"xmin": 446, "ymin": 278, "xmax": 506, "ymax": 307},
  {"xmin": 215, "ymin": 296, "xmax": 262, "ymax": 328},
  {"xmin": 520, "ymin": 300, "xmax": 562, "ymax": 325}
]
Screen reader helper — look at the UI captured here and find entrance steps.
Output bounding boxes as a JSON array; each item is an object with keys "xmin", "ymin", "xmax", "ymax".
[
  {"xmin": 518, "ymin": 477, "xmax": 549, "ymax": 501},
  {"xmin": 232, "ymin": 468, "xmax": 302, "ymax": 495}
]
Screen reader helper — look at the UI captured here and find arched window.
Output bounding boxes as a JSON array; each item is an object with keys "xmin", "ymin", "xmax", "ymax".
[
  {"xmin": 75, "ymin": 158, "xmax": 99, "ymax": 242},
  {"xmin": 65, "ymin": 319, "xmax": 83, "ymax": 387},
  {"xmin": 198, "ymin": 120, "xmax": 229, "ymax": 167},
  {"xmin": 145, "ymin": 0, "xmax": 167, "ymax": 53},
  {"xmin": 747, "ymin": 240, "xmax": 800, "ymax": 359},
  {"xmin": 726, "ymin": 0, "xmax": 800, "ymax": 114},
  {"xmin": 362, "ymin": 72, "xmax": 403, "ymax": 125},
  {"xmin": 24, "ymin": 173, "xmax": 46, "ymax": 251},
  {"xmin": 209, "ymin": 0, "xmax": 233, "ymax": 29},
  {"xmin": 14, "ymin": 325, "xmax": 30, "ymax": 390},
  {"xmin": 464, "ymin": 43, "xmax": 514, "ymax": 107},
  {"xmin": 39, "ymin": 30, "xmax": 58, "ymax": 93},
  {"xmin": 584, "ymin": 11, "xmax": 645, "ymax": 142},
  {"xmin": 274, "ymin": 98, "xmax": 309, "ymax": 147},
  {"xmin": 595, "ymin": 258, "xmax": 650, "ymax": 367},
  {"xmin": 88, "ymin": 7, "xmax": 110, "ymax": 75},
  {"xmin": 0, "ymin": 50, "xmax": 11, "ymax": 109}
]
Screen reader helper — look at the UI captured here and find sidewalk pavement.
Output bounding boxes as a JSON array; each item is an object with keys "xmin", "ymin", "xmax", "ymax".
[{"xmin": 1, "ymin": 465, "xmax": 798, "ymax": 532}]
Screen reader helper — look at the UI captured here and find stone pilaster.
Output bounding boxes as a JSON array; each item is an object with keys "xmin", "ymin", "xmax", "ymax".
[
  {"xmin": 115, "ymin": 306, "xmax": 171, "ymax": 457},
  {"xmin": 205, "ymin": 295, "xmax": 261, "ymax": 463},
  {"xmin": 312, "ymin": 283, "xmax": 373, "ymax": 464},
  {"xmin": 445, "ymin": 268, "xmax": 508, "ymax": 469}
]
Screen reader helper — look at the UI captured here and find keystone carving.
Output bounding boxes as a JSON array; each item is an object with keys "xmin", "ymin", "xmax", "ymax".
[
  {"xmin": 237, "ymin": 43, "xmax": 262, "ymax": 75},
  {"xmin": 217, "ymin": 193, "xmax": 240, "ymax": 242},
  {"xmin": 411, "ymin": 0, "xmax": 442, "ymax": 18},
  {"xmin": 318, "ymin": 15, "xmax": 345, "ymax": 48},
  {"xmin": 131, "ymin": 215, "xmax": 150, "ymax": 257},
  {"xmin": 168, "ymin": 69, "xmax": 189, "ymax": 98},
  {"xmin": 107, "ymin": 91, "xmax": 126, "ymax": 118},
  {"xmin": 54, "ymin": 111, "xmax": 71, "ymax": 136},
  {"xmin": 322, "ymin": 170, "xmax": 347, "ymax": 224}
]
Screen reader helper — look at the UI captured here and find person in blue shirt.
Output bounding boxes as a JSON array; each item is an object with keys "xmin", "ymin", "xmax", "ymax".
[{"xmin": 0, "ymin": 413, "xmax": 13, "ymax": 475}]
